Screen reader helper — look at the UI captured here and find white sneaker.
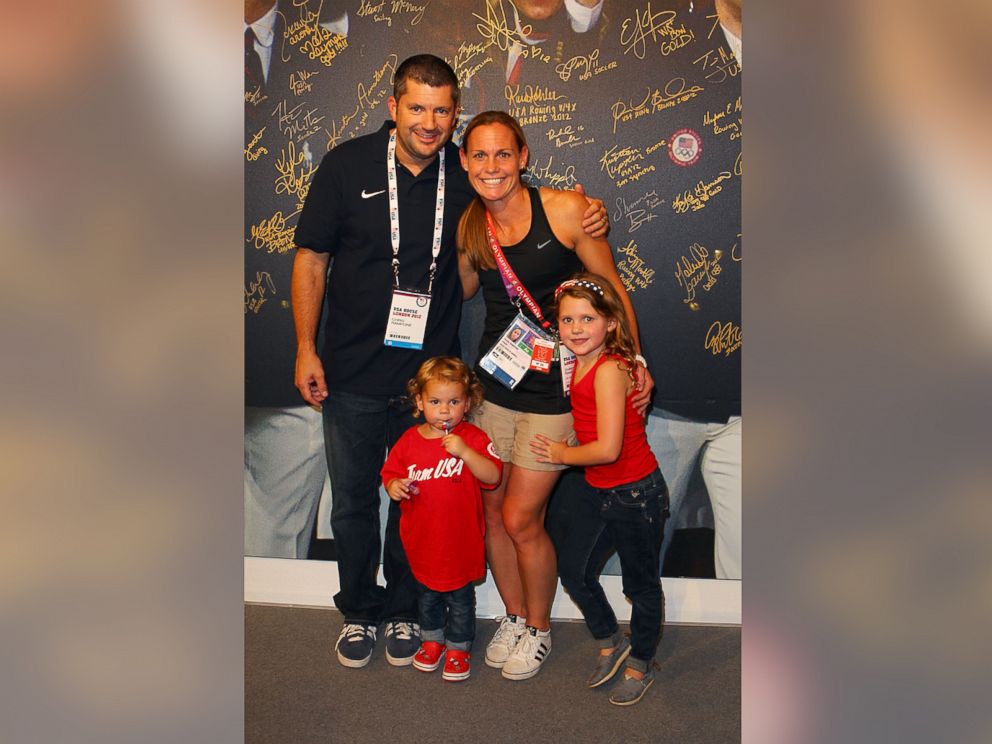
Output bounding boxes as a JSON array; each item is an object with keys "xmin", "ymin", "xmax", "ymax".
[
  {"xmin": 485, "ymin": 614, "xmax": 527, "ymax": 668},
  {"xmin": 501, "ymin": 626, "xmax": 551, "ymax": 680}
]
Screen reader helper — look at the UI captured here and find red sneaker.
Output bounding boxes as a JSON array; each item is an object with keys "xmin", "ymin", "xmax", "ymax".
[
  {"xmin": 442, "ymin": 649, "xmax": 471, "ymax": 682},
  {"xmin": 412, "ymin": 641, "xmax": 446, "ymax": 672}
]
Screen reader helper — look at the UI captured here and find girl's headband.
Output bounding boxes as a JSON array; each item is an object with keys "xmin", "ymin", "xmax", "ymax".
[{"xmin": 554, "ymin": 279, "xmax": 605, "ymax": 300}]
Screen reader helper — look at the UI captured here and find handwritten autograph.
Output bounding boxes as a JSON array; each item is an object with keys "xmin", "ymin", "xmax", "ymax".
[
  {"xmin": 245, "ymin": 271, "xmax": 277, "ymax": 314},
  {"xmin": 359, "ymin": 0, "xmax": 428, "ymax": 26},
  {"xmin": 674, "ymin": 242, "xmax": 724, "ymax": 309},
  {"xmin": 613, "ymin": 189, "xmax": 664, "ymax": 233},
  {"xmin": 450, "ymin": 41, "xmax": 495, "ymax": 87},
  {"xmin": 693, "ymin": 46, "xmax": 740, "ymax": 84},
  {"xmin": 289, "ymin": 69, "xmax": 319, "ymax": 96},
  {"xmin": 474, "ymin": 0, "xmax": 529, "ymax": 52},
  {"xmin": 249, "ymin": 211, "xmax": 297, "ymax": 255},
  {"xmin": 274, "ymin": 140, "xmax": 316, "ymax": 204},
  {"xmin": 245, "ymin": 127, "xmax": 268, "ymax": 161},
  {"xmin": 704, "ymin": 321, "xmax": 741, "ymax": 356},
  {"xmin": 245, "ymin": 86, "xmax": 267, "ymax": 107},
  {"xmin": 555, "ymin": 49, "xmax": 618, "ymax": 82},
  {"xmin": 672, "ymin": 170, "xmax": 735, "ymax": 214},
  {"xmin": 286, "ymin": 8, "xmax": 349, "ymax": 67},
  {"xmin": 610, "ymin": 78, "xmax": 704, "ymax": 134},
  {"xmin": 524, "ymin": 153, "xmax": 577, "ymax": 189},
  {"xmin": 703, "ymin": 96, "xmax": 743, "ymax": 140},
  {"xmin": 600, "ymin": 144, "xmax": 656, "ymax": 188},
  {"xmin": 357, "ymin": 54, "xmax": 398, "ymax": 111},
  {"xmin": 545, "ymin": 124, "xmax": 592, "ymax": 149},
  {"xmin": 619, "ymin": 3, "xmax": 678, "ymax": 60},
  {"xmin": 272, "ymin": 99, "xmax": 326, "ymax": 143},
  {"xmin": 615, "ymin": 239, "xmax": 656, "ymax": 292}
]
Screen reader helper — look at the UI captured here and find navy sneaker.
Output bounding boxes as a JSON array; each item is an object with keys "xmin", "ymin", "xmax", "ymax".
[
  {"xmin": 335, "ymin": 623, "xmax": 376, "ymax": 668},
  {"xmin": 384, "ymin": 621, "xmax": 421, "ymax": 666}
]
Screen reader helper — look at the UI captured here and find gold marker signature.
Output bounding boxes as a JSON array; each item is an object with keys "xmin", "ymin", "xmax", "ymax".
[
  {"xmin": 672, "ymin": 170, "xmax": 735, "ymax": 214},
  {"xmin": 704, "ymin": 320, "xmax": 741, "ymax": 356},
  {"xmin": 450, "ymin": 41, "xmax": 495, "ymax": 87},
  {"xmin": 286, "ymin": 8, "xmax": 349, "ymax": 67},
  {"xmin": 615, "ymin": 239, "xmax": 656, "ymax": 292},
  {"xmin": 289, "ymin": 69, "xmax": 319, "ymax": 96},
  {"xmin": 474, "ymin": 0, "xmax": 529, "ymax": 52},
  {"xmin": 274, "ymin": 139, "xmax": 316, "ymax": 204},
  {"xmin": 611, "ymin": 78, "xmax": 703, "ymax": 134},
  {"xmin": 357, "ymin": 54, "xmax": 398, "ymax": 112},
  {"xmin": 272, "ymin": 99, "xmax": 326, "ymax": 143},
  {"xmin": 524, "ymin": 153, "xmax": 577, "ymax": 189},
  {"xmin": 693, "ymin": 46, "xmax": 740, "ymax": 84},
  {"xmin": 555, "ymin": 49, "xmax": 619, "ymax": 82},
  {"xmin": 245, "ymin": 127, "xmax": 268, "ymax": 161},
  {"xmin": 613, "ymin": 189, "xmax": 664, "ymax": 233},
  {"xmin": 619, "ymin": 3, "xmax": 678, "ymax": 60},
  {"xmin": 245, "ymin": 271, "xmax": 277, "ymax": 314},
  {"xmin": 249, "ymin": 211, "xmax": 297, "ymax": 255},
  {"xmin": 674, "ymin": 242, "xmax": 724, "ymax": 309},
  {"xmin": 703, "ymin": 96, "xmax": 743, "ymax": 140},
  {"xmin": 600, "ymin": 143, "xmax": 656, "ymax": 188}
]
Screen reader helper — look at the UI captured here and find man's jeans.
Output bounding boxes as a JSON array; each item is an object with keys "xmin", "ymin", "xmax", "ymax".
[
  {"xmin": 556, "ymin": 469, "xmax": 670, "ymax": 663},
  {"xmin": 417, "ymin": 582, "xmax": 476, "ymax": 652},
  {"xmin": 322, "ymin": 389, "xmax": 419, "ymax": 625}
]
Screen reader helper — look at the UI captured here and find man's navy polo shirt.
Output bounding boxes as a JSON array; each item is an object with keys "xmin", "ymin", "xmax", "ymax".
[{"xmin": 295, "ymin": 121, "xmax": 475, "ymax": 396}]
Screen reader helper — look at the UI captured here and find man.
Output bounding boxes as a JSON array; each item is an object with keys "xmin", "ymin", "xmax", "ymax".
[{"xmin": 292, "ymin": 54, "xmax": 608, "ymax": 668}]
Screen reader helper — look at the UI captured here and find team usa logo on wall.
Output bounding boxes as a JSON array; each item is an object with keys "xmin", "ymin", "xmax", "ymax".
[{"xmin": 668, "ymin": 128, "xmax": 703, "ymax": 167}]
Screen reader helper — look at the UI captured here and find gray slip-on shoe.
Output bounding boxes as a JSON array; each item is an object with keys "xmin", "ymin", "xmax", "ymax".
[
  {"xmin": 608, "ymin": 669, "xmax": 655, "ymax": 706},
  {"xmin": 587, "ymin": 636, "xmax": 631, "ymax": 688}
]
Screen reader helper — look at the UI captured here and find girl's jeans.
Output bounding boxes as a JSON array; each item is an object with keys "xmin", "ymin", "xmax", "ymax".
[{"xmin": 556, "ymin": 468, "xmax": 669, "ymax": 663}]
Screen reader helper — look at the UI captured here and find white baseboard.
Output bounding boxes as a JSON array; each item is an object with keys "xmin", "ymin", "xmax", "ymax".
[{"xmin": 245, "ymin": 557, "xmax": 741, "ymax": 625}]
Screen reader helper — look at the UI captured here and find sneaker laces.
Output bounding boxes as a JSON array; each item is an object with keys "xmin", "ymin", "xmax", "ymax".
[
  {"xmin": 515, "ymin": 630, "xmax": 541, "ymax": 659},
  {"xmin": 492, "ymin": 616, "xmax": 520, "ymax": 645},
  {"xmin": 339, "ymin": 623, "xmax": 375, "ymax": 643},
  {"xmin": 386, "ymin": 621, "xmax": 417, "ymax": 640}
]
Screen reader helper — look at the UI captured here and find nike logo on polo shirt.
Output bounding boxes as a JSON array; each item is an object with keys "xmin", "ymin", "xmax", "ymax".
[
  {"xmin": 361, "ymin": 189, "xmax": 386, "ymax": 199},
  {"xmin": 537, "ymin": 240, "xmax": 551, "ymax": 250}
]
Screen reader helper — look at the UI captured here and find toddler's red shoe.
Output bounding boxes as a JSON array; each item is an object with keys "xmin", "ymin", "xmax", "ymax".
[
  {"xmin": 412, "ymin": 641, "xmax": 445, "ymax": 672},
  {"xmin": 442, "ymin": 649, "xmax": 471, "ymax": 682}
]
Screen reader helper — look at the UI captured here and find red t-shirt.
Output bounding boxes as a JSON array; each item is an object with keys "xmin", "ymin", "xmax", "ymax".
[
  {"xmin": 381, "ymin": 421, "xmax": 502, "ymax": 592},
  {"xmin": 570, "ymin": 354, "xmax": 658, "ymax": 489}
]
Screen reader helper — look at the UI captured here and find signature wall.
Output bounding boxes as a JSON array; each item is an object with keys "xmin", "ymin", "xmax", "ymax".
[{"xmin": 245, "ymin": 0, "xmax": 741, "ymax": 571}]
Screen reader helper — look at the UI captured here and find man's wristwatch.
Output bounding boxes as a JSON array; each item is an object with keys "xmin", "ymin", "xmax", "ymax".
[{"xmin": 635, "ymin": 354, "xmax": 647, "ymax": 368}]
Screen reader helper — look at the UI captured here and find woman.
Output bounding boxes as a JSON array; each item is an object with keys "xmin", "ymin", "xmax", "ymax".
[{"xmin": 457, "ymin": 111, "xmax": 652, "ymax": 681}]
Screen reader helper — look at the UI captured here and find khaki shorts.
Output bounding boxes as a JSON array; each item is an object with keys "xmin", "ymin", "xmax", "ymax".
[{"xmin": 471, "ymin": 400, "xmax": 574, "ymax": 472}]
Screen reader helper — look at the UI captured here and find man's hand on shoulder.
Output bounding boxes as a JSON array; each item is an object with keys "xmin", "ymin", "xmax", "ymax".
[{"xmin": 574, "ymin": 183, "xmax": 609, "ymax": 238}]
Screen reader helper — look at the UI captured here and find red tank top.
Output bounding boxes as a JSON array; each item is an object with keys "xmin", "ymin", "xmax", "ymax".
[{"xmin": 570, "ymin": 354, "xmax": 658, "ymax": 488}]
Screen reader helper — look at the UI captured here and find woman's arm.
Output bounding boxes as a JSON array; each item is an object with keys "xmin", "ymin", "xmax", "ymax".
[{"xmin": 530, "ymin": 361, "xmax": 628, "ymax": 466}]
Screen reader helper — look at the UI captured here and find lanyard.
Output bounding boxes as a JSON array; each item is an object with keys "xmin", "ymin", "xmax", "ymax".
[
  {"xmin": 484, "ymin": 210, "xmax": 552, "ymax": 332},
  {"xmin": 387, "ymin": 131, "xmax": 445, "ymax": 292}
]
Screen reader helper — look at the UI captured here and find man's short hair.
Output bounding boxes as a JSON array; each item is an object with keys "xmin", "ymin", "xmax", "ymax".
[{"xmin": 393, "ymin": 54, "xmax": 460, "ymax": 106}]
